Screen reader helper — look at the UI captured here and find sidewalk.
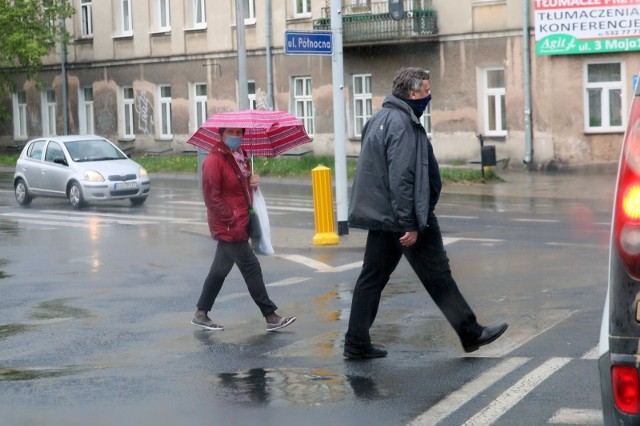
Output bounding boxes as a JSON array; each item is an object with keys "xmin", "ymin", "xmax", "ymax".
[{"xmin": 182, "ymin": 168, "xmax": 619, "ymax": 253}]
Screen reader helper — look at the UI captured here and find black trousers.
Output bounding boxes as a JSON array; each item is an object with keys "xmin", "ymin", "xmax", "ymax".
[
  {"xmin": 196, "ymin": 240, "xmax": 278, "ymax": 317},
  {"xmin": 344, "ymin": 213, "xmax": 482, "ymax": 352}
]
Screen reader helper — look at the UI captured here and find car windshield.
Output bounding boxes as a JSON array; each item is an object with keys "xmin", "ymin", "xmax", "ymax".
[{"xmin": 65, "ymin": 139, "xmax": 127, "ymax": 162}]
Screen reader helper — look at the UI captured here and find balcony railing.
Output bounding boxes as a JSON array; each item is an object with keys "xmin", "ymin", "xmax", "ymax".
[{"xmin": 313, "ymin": 1, "xmax": 438, "ymax": 44}]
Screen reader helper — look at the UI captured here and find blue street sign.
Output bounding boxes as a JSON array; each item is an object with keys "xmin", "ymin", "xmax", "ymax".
[{"xmin": 285, "ymin": 31, "xmax": 333, "ymax": 56}]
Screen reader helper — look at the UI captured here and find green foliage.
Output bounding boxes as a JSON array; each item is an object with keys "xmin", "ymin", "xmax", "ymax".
[
  {"xmin": 133, "ymin": 154, "xmax": 358, "ymax": 178},
  {"xmin": 0, "ymin": 153, "xmax": 500, "ymax": 183},
  {"xmin": 0, "ymin": 153, "xmax": 18, "ymax": 166},
  {"xmin": 0, "ymin": 0, "xmax": 75, "ymax": 114},
  {"xmin": 134, "ymin": 154, "xmax": 199, "ymax": 173}
]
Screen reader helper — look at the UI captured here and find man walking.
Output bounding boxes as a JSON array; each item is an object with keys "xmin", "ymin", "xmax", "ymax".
[{"xmin": 344, "ymin": 67, "xmax": 507, "ymax": 359}]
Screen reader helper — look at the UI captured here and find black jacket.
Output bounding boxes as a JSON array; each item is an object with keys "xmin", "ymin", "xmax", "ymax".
[{"xmin": 348, "ymin": 95, "xmax": 432, "ymax": 232}]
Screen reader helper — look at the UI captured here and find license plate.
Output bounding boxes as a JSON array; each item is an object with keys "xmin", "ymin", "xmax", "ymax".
[{"xmin": 114, "ymin": 182, "xmax": 138, "ymax": 190}]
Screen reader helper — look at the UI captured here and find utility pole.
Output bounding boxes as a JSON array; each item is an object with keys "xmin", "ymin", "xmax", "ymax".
[
  {"xmin": 266, "ymin": 0, "xmax": 274, "ymax": 110},
  {"xmin": 331, "ymin": 0, "xmax": 349, "ymax": 236},
  {"xmin": 523, "ymin": 0, "xmax": 533, "ymax": 166},
  {"xmin": 60, "ymin": 16, "xmax": 68, "ymax": 135},
  {"xmin": 236, "ymin": 0, "xmax": 248, "ymax": 110}
]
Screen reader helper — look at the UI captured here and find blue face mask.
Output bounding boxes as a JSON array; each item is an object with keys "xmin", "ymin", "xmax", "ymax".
[
  {"xmin": 404, "ymin": 94, "xmax": 432, "ymax": 119},
  {"xmin": 224, "ymin": 135, "xmax": 243, "ymax": 150}
]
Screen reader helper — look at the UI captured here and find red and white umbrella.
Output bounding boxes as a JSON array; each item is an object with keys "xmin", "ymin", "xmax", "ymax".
[{"xmin": 187, "ymin": 110, "xmax": 312, "ymax": 157}]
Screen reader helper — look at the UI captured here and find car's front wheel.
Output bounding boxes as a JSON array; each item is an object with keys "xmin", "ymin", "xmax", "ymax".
[
  {"xmin": 68, "ymin": 182, "xmax": 86, "ymax": 209},
  {"xmin": 129, "ymin": 196, "xmax": 148, "ymax": 206},
  {"xmin": 14, "ymin": 178, "xmax": 33, "ymax": 206}
]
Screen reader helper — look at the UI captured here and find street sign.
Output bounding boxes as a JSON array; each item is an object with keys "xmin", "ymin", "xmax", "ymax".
[{"xmin": 285, "ymin": 31, "xmax": 333, "ymax": 56}]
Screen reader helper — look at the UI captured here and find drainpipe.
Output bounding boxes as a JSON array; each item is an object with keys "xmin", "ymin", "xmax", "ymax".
[
  {"xmin": 60, "ymin": 16, "xmax": 68, "ymax": 135},
  {"xmin": 523, "ymin": 0, "xmax": 533, "ymax": 165},
  {"xmin": 266, "ymin": 0, "xmax": 274, "ymax": 110}
]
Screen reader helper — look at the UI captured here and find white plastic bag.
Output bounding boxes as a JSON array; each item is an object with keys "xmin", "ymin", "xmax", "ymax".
[{"xmin": 251, "ymin": 187, "xmax": 275, "ymax": 255}]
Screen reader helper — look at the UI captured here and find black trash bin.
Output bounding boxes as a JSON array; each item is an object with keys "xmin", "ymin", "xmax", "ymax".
[{"xmin": 481, "ymin": 145, "xmax": 497, "ymax": 167}]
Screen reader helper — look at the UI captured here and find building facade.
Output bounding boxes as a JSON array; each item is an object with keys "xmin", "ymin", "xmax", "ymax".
[{"xmin": 1, "ymin": 0, "xmax": 639, "ymax": 168}]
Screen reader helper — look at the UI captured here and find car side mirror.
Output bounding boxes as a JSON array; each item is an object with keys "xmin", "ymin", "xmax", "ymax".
[{"xmin": 54, "ymin": 157, "xmax": 68, "ymax": 166}]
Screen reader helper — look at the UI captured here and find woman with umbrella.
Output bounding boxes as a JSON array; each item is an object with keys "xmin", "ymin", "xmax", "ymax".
[{"xmin": 191, "ymin": 127, "xmax": 296, "ymax": 332}]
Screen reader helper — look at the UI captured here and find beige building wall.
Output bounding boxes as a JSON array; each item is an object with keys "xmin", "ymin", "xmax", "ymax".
[{"xmin": 1, "ymin": 0, "xmax": 637, "ymax": 169}]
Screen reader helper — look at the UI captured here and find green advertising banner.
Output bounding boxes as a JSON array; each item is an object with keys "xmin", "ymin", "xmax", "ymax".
[
  {"xmin": 534, "ymin": 0, "xmax": 640, "ymax": 56},
  {"xmin": 537, "ymin": 34, "xmax": 640, "ymax": 55}
]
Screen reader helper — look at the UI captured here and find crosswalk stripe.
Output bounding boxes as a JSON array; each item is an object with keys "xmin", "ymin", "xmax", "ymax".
[
  {"xmin": 581, "ymin": 345, "xmax": 599, "ymax": 360},
  {"xmin": 462, "ymin": 357, "xmax": 571, "ymax": 426},
  {"xmin": 408, "ymin": 357, "xmax": 531, "ymax": 426},
  {"xmin": 548, "ymin": 408, "xmax": 602, "ymax": 425}
]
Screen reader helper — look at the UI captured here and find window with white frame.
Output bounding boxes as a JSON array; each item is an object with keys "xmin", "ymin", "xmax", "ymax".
[
  {"xmin": 193, "ymin": 0, "xmax": 206, "ymax": 27},
  {"xmin": 295, "ymin": 0, "xmax": 311, "ymax": 16},
  {"xmin": 81, "ymin": 0, "xmax": 93, "ymax": 37},
  {"xmin": 248, "ymin": 81, "xmax": 257, "ymax": 110},
  {"xmin": 194, "ymin": 83, "xmax": 207, "ymax": 128},
  {"xmin": 13, "ymin": 90, "xmax": 27, "ymax": 140},
  {"xmin": 41, "ymin": 89, "xmax": 56, "ymax": 136},
  {"xmin": 483, "ymin": 68, "xmax": 506, "ymax": 135},
  {"xmin": 420, "ymin": 103, "xmax": 432, "ymax": 138},
  {"xmin": 584, "ymin": 62, "xmax": 624, "ymax": 132},
  {"xmin": 353, "ymin": 74, "xmax": 372, "ymax": 137},
  {"xmin": 244, "ymin": 0, "xmax": 256, "ymax": 24},
  {"xmin": 79, "ymin": 87, "xmax": 94, "ymax": 135},
  {"xmin": 158, "ymin": 0, "xmax": 171, "ymax": 30},
  {"xmin": 294, "ymin": 76, "xmax": 314, "ymax": 136},
  {"xmin": 123, "ymin": 87, "xmax": 135, "ymax": 138},
  {"xmin": 121, "ymin": 0, "xmax": 132, "ymax": 34},
  {"xmin": 159, "ymin": 85, "xmax": 172, "ymax": 137}
]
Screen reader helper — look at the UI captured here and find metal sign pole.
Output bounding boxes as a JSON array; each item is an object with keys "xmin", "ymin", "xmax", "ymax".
[{"xmin": 331, "ymin": 0, "xmax": 349, "ymax": 236}]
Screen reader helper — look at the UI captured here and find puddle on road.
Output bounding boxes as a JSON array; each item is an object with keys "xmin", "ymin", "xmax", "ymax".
[
  {"xmin": 213, "ymin": 367, "xmax": 384, "ymax": 405},
  {"xmin": 29, "ymin": 298, "xmax": 92, "ymax": 320},
  {"xmin": 0, "ymin": 258, "xmax": 12, "ymax": 279},
  {"xmin": 0, "ymin": 323, "xmax": 32, "ymax": 340},
  {"xmin": 0, "ymin": 220, "xmax": 18, "ymax": 237},
  {"xmin": 0, "ymin": 366, "xmax": 86, "ymax": 381}
]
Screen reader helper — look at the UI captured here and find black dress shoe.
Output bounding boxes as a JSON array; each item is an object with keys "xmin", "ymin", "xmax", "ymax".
[
  {"xmin": 343, "ymin": 345, "xmax": 388, "ymax": 360},
  {"xmin": 463, "ymin": 323, "xmax": 508, "ymax": 353}
]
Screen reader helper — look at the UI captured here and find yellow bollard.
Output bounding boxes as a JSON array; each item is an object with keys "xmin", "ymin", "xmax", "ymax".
[{"xmin": 311, "ymin": 165, "xmax": 340, "ymax": 245}]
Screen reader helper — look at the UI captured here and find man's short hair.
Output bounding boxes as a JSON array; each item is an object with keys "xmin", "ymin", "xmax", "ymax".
[{"xmin": 392, "ymin": 67, "xmax": 430, "ymax": 98}]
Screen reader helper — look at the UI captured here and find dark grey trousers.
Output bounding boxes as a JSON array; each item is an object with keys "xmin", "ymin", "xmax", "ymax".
[{"xmin": 196, "ymin": 240, "xmax": 277, "ymax": 317}]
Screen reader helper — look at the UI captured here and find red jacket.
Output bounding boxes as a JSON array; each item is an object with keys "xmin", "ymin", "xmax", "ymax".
[{"xmin": 202, "ymin": 141, "xmax": 253, "ymax": 241}]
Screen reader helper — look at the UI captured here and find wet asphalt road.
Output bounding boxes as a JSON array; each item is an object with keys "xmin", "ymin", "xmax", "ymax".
[{"xmin": 0, "ymin": 170, "xmax": 614, "ymax": 425}]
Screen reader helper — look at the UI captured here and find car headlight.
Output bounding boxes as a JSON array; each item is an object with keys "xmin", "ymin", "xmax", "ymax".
[
  {"xmin": 139, "ymin": 167, "xmax": 148, "ymax": 178},
  {"xmin": 84, "ymin": 170, "xmax": 105, "ymax": 182}
]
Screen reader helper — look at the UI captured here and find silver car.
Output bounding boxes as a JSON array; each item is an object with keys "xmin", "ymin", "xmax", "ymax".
[{"xmin": 13, "ymin": 135, "xmax": 150, "ymax": 208}]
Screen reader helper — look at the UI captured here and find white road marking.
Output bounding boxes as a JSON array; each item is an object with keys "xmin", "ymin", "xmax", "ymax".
[
  {"xmin": 216, "ymin": 277, "xmax": 309, "ymax": 302},
  {"xmin": 277, "ymin": 254, "xmax": 337, "ymax": 272},
  {"xmin": 266, "ymin": 277, "xmax": 310, "ymax": 287},
  {"xmin": 512, "ymin": 218, "xmax": 560, "ymax": 223},
  {"xmin": 279, "ymin": 237, "xmax": 501, "ymax": 273},
  {"xmin": 0, "ymin": 218, "xmax": 90, "ymax": 228},
  {"xmin": 462, "ymin": 357, "xmax": 571, "ymax": 426},
  {"xmin": 581, "ymin": 346, "xmax": 599, "ymax": 360},
  {"xmin": 439, "ymin": 215, "xmax": 478, "ymax": 220},
  {"xmin": 548, "ymin": 408, "xmax": 603, "ymax": 424},
  {"xmin": 168, "ymin": 199, "xmax": 315, "ymax": 213},
  {"xmin": 409, "ymin": 357, "xmax": 531, "ymax": 426},
  {"xmin": 0, "ymin": 210, "xmax": 197, "ymax": 227},
  {"xmin": 264, "ymin": 205, "xmax": 314, "ymax": 213},
  {"xmin": 0, "ymin": 213, "xmax": 157, "ymax": 226}
]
